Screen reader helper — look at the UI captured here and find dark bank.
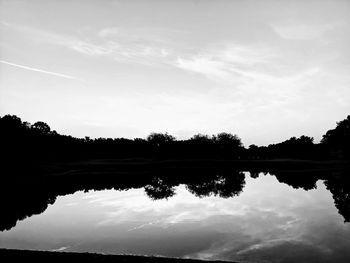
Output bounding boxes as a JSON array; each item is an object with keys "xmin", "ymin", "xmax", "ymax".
[
  {"xmin": 1, "ymin": 114, "xmax": 350, "ymax": 167},
  {"xmin": 0, "ymin": 248, "xmax": 235, "ymax": 263}
]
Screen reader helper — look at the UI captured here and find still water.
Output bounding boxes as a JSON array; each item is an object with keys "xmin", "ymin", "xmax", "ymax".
[{"xmin": 1, "ymin": 173, "xmax": 350, "ymax": 263}]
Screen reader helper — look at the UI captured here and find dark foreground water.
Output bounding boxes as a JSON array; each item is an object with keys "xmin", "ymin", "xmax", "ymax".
[{"xmin": 1, "ymin": 172, "xmax": 350, "ymax": 263}]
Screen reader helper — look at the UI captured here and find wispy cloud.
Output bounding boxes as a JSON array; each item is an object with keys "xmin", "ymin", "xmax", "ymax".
[
  {"xmin": 270, "ymin": 21, "xmax": 345, "ymax": 40},
  {"xmin": 1, "ymin": 21, "xmax": 171, "ymax": 65},
  {"xmin": 173, "ymin": 43, "xmax": 327, "ymax": 117},
  {"xmin": 174, "ymin": 42, "xmax": 322, "ymax": 86},
  {"xmin": 68, "ymin": 41, "xmax": 113, "ymax": 56},
  {"xmin": 174, "ymin": 44, "xmax": 276, "ymax": 82},
  {"xmin": 98, "ymin": 27, "xmax": 121, "ymax": 38},
  {"xmin": 176, "ymin": 57, "xmax": 230, "ymax": 80},
  {"xmin": 66, "ymin": 36, "xmax": 171, "ymax": 65},
  {"xmin": 0, "ymin": 60, "xmax": 79, "ymax": 80}
]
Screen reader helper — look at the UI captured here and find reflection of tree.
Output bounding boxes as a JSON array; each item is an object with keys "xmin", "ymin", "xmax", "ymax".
[
  {"xmin": 323, "ymin": 171, "xmax": 350, "ymax": 222},
  {"xmin": 186, "ymin": 171, "xmax": 245, "ymax": 198},
  {"xmin": 143, "ymin": 172, "xmax": 246, "ymax": 200},
  {"xmin": 248, "ymin": 171, "xmax": 260, "ymax": 179},
  {"xmin": 272, "ymin": 171, "xmax": 319, "ymax": 190},
  {"xmin": 0, "ymin": 169, "xmax": 247, "ymax": 231},
  {"xmin": 0, "ymin": 182, "xmax": 57, "ymax": 231},
  {"xmin": 1, "ymin": 166, "xmax": 349, "ymax": 232},
  {"xmin": 144, "ymin": 177, "xmax": 176, "ymax": 200},
  {"xmin": 270, "ymin": 169, "xmax": 350, "ymax": 222}
]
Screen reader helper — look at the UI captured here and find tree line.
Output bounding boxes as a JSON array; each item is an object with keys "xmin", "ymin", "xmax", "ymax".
[{"xmin": 0, "ymin": 114, "xmax": 349, "ymax": 163}]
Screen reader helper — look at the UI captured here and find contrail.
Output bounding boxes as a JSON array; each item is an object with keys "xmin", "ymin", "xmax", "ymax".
[{"xmin": 0, "ymin": 60, "xmax": 78, "ymax": 80}]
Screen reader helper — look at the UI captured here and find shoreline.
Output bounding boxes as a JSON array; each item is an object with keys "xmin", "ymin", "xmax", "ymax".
[
  {"xmin": 36, "ymin": 158, "xmax": 350, "ymax": 178},
  {"xmin": 3, "ymin": 158, "xmax": 349, "ymax": 181},
  {"xmin": 0, "ymin": 248, "xmax": 236, "ymax": 263}
]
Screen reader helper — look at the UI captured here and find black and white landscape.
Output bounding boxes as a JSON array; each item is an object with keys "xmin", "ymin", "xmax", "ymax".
[{"xmin": 0, "ymin": 1, "xmax": 350, "ymax": 263}]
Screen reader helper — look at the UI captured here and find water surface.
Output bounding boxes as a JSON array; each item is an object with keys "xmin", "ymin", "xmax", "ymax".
[{"xmin": 1, "ymin": 173, "xmax": 349, "ymax": 263}]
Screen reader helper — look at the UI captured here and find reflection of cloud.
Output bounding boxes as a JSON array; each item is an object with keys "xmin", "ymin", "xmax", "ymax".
[
  {"xmin": 183, "ymin": 179, "xmax": 350, "ymax": 262},
  {"xmin": 127, "ymin": 220, "xmax": 162, "ymax": 232},
  {"xmin": 93, "ymin": 184, "xmax": 252, "ymax": 228},
  {"xmin": 3, "ymin": 174, "xmax": 349, "ymax": 262},
  {"xmin": 89, "ymin": 175, "xmax": 338, "ymax": 254},
  {"xmin": 65, "ymin": 202, "xmax": 79, "ymax": 207},
  {"xmin": 230, "ymin": 240, "xmax": 336, "ymax": 263},
  {"xmin": 50, "ymin": 246, "xmax": 69, "ymax": 252}
]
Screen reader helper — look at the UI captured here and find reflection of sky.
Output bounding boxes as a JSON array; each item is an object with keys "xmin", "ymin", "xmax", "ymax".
[{"xmin": 0, "ymin": 174, "xmax": 349, "ymax": 263}]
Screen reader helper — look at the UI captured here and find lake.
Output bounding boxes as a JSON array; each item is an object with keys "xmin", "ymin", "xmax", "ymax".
[{"xmin": 0, "ymin": 171, "xmax": 350, "ymax": 263}]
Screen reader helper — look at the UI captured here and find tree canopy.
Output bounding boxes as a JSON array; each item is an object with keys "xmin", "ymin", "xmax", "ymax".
[{"xmin": 1, "ymin": 114, "xmax": 349, "ymax": 161}]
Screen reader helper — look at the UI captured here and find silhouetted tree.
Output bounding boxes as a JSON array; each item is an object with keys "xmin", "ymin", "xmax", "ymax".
[
  {"xmin": 324, "ymin": 170, "xmax": 350, "ymax": 222},
  {"xmin": 147, "ymin": 132, "xmax": 175, "ymax": 147},
  {"xmin": 1, "ymin": 113, "xmax": 349, "ymax": 161},
  {"xmin": 0, "ymin": 114, "xmax": 22, "ymax": 128},
  {"xmin": 248, "ymin": 144, "xmax": 259, "ymax": 159},
  {"xmin": 214, "ymin": 132, "xmax": 243, "ymax": 148},
  {"xmin": 213, "ymin": 132, "xmax": 243, "ymax": 158},
  {"xmin": 190, "ymin": 134, "xmax": 212, "ymax": 143},
  {"xmin": 266, "ymin": 135, "xmax": 315, "ymax": 159},
  {"xmin": 321, "ymin": 115, "xmax": 350, "ymax": 159},
  {"xmin": 32, "ymin": 121, "xmax": 51, "ymax": 134}
]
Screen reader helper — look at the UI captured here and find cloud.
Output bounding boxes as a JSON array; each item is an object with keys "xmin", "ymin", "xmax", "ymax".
[
  {"xmin": 61, "ymin": 39, "xmax": 171, "ymax": 65},
  {"xmin": 97, "ymin": 27, "xmax": 121, "ymax": 38},
  {"xmin": 53, "ymin": 35, "xmax": 171, "ymax": 65},
  {"xmin": 271, "ymin": 22, "xmax": 345, "ymax": 40},
  {"xmin": 176, "ymin": 57, "xmax": 229, "ymax": 80},
  {"xmin": 68, "ymin": 41, "xmax": 114, "ymax": 56},
  {"xmin": 1, "ymin": 21, "xmax": 171, "ymax": 65},
  {"xmin": 55, "ymin": 27, "xmax": 172, "ymax": 63},
  {"xmin": 0, "ymin": 60, "xmax": 79, "ymax": 80},
  {"xmin": 173, "ymin": 43, "xmax": 324, "ymax": 109},
  {"xmin": 175, "ymin": 44, "xmax": 276, "ymax": 82}
]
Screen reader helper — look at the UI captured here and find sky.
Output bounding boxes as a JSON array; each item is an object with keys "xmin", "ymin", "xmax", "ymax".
[{"xmin": 0, "ymin": 0, "xmax": 349, "ymax": 146}]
